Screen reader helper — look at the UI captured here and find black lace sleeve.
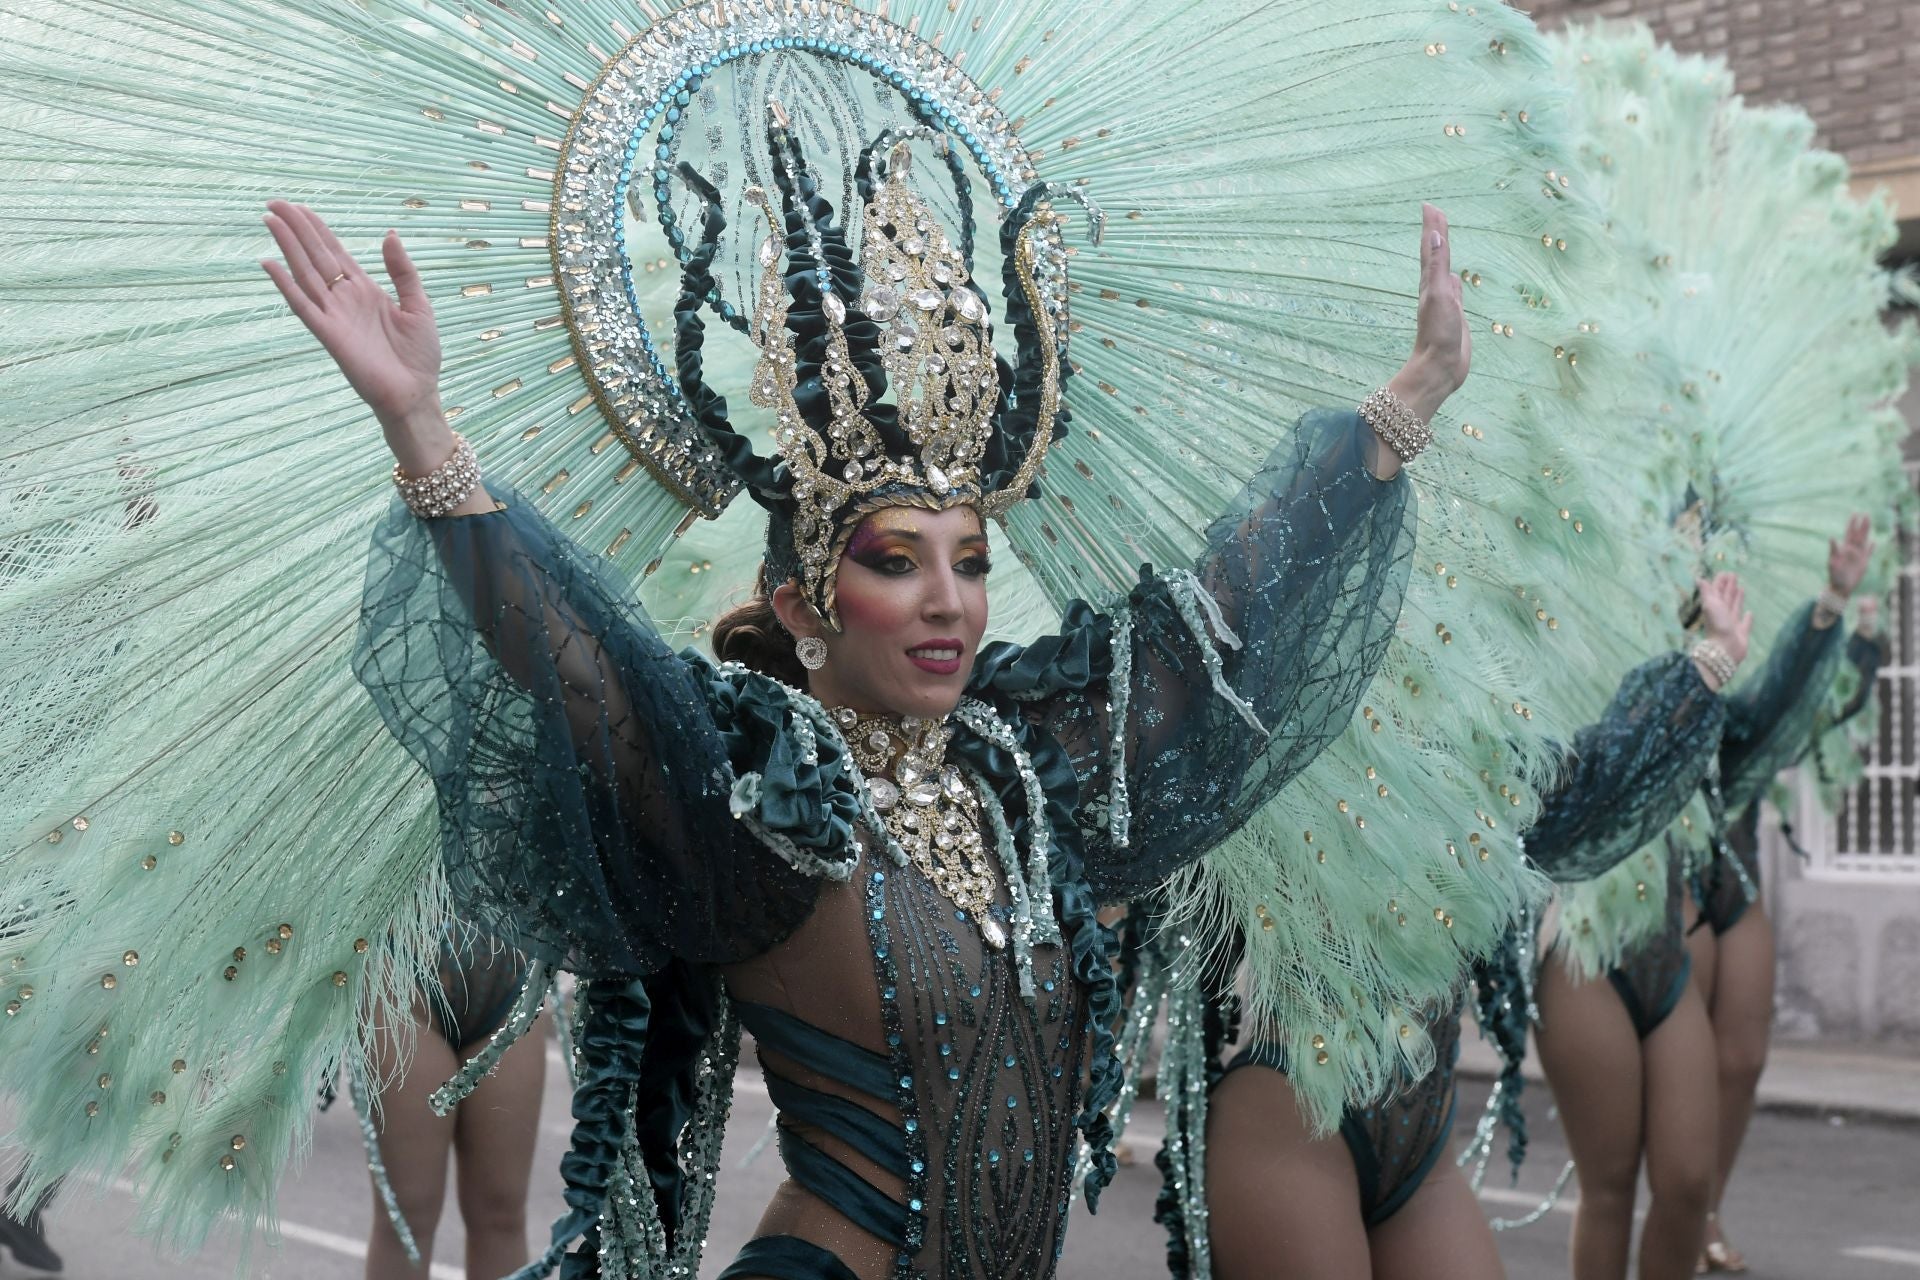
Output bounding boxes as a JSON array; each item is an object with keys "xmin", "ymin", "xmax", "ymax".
[
  {"xmin": 976, "ymin": 409, "xmax": 1414, "ymax": 900},
  {"xmin": 1523, "ymin": 652, "xmax": 1728, "ymax": 883},
  {"xmin": 353, "ymin": 486, "xmax": 821, "ymax": 976},
  {"xmin": 1719, "ymin": 602, "xmax": 1846, "ymax": 814}
]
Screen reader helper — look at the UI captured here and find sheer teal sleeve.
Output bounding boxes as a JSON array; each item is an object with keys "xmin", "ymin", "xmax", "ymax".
[
  {"xmin": 1834, "ymin": 631, "xmax": 1890, "ymax": 726},
  {"xmin": 1719, "ymin": 601, "xmax": 1846, "ymax": 814},
  {"xmin": 1522, "ymin": 652, "xmax": 1727, "ymax": 884},
  {"xmin": 976, "ymin": 409, "xmax": 1415, "ymax": 899},
  {"xmin": 352, "ymin": 486, "xmax": 824, "ymax": 977}
]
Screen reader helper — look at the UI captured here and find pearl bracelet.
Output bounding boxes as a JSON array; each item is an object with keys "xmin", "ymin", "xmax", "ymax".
[
  {"xmin": 1358, "ymin": 387, "xmax": 1435, "ymax": 464},
  {"xmin": 1816, "ymin": 587, "xmax": 1848, "ymax": 621},
  {"xmin": 1690, "ymin": 638, "xmax": 1738, "ymax": 689},
  {"xmin": 392, "ymin": 433, "xmax": 482, "ymax": 519}
]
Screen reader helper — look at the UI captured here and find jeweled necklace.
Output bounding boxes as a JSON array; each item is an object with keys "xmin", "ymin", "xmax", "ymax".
[{"xmin": 835, "ymin": 707, "xmax": 1007, "ymax": 950}]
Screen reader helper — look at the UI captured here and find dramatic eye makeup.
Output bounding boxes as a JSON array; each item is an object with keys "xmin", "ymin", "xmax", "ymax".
[{"xmin": 846, "ymin": 518, "xmax": 918, "ymax": 570}]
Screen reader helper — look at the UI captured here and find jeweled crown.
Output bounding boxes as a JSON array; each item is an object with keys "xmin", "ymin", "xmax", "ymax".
[
  {"xmin": 744, "ymin": 136, "xmax": 1008, "ymax": 618},
  {"xmin": 669, "ymin": 104, "xmax": 1088, "ymax": 629}
]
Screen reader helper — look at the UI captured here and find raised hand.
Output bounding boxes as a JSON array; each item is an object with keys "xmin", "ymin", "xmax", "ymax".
[
  {"xmin": 1827, "ymin": 512, "xmax": 1875, "ymax": 600},
  {"xmin": 261, "ymin": 201, "xmax": 452, "ymax": 475},
  {"xmin": 1389, "ymin": 202, "xmax": 1471, "ymax": 423},
  {"xmin": 1365, "ymin": 204, "xmax": 1470, "ymax": 480},
  {"xmin": 1698, "ymin": 572, "xmax": 1754, "ymax": 669}
]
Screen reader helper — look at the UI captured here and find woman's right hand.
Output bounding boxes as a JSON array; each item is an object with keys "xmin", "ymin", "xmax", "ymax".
[
  {"xmin": 1697, "ymin": 572, "xmax": 1754, "ymax": 670},
  {"xmin": 261, "ymin": 200, "xmax": 452, "ymax": 475}
]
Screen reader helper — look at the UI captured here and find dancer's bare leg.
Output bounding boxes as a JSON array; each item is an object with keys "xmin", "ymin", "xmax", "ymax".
[
  {"xmin": 1207, "ymin": 1064, "xmax": 1370, "ymax": 1280},
  {"xmin": 1535, "ymin": 958, "xmax": 1642, "ymax": 1280},
  {"xmin": 365, "ymin": 1011, "xmax": 459, "ymax": 1278},
  {"xmin": 1369, "ymin": 1160, "xmax": 1505, "ymax": 1280},
  {"xmin": 1703, "ymin": 905, "xmax": 1775, "ymax": 1263},
  {"xmin": 1637, "ymin": 983, "xmax": 1717, "ymax": 1280},
  {"xmin": 452, "ymin": 1017, "xmax": 546, "ymax": 1279}
]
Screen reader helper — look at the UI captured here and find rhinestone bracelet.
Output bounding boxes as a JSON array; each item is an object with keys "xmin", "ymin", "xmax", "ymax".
[
  {"xmin": 1816, "ymin": 586, "xmax": 1848, "ymax": 622},
  {"xmin": 1690, "ymin": 638, "xmax": 1739, "ymax": 689},
  {"xmin": 1358, "ymin": 387, "xmax": 1435, "ymax": 464},
  {"xmin": 392, "ymin": 433, "xmax": 481, "ymax": 519}
]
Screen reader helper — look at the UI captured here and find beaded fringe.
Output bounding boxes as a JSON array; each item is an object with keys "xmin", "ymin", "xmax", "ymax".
[
  {"xmin": 428, "ymin": 961, "xmax": 553, "ymax": 1115},
  {"xmin": 349, "ymin": 1065, "xmax": 424, "ymax": 1266}
]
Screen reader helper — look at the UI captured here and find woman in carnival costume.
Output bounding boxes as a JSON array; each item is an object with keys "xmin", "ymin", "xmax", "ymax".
[
  {"xmin": 1534, "ymin": 521, "xmax": 1865, "ymax": 1280},
  {"xmin": 1681, "ymin": 537, "xmax": 1888, "ymax": 1277},
  {"xmin": 268, "ymin": 138, "xmax": 1451, "ymax": 1280},
  {"xmin": 1140, "ymin": 294, "xmax": 1762, "ymax": 1280},
  {"xmin": 0, "ymin": 2, "xmax": 1666, "ymax": 1277},
  {"xmin": 1140, "ymin": 21, "xmax": 1913, "ymax": 1280},
  {"xmin": 1505, "ymin": 25, "xmax": 1914, "ymax": 1280},
  {"xmin": 1684, "ymin": 574, "xmax": 1900, "ymax": 1276}
]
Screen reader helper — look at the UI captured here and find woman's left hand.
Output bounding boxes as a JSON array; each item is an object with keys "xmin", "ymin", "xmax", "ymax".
[
  {"xmin": 1828, "ymin": 513, "xmax": 1875, "ymax": 599},
  {"xmin": 1387, "ymin": 203, "xmax": 1471, "ymax": 424}
]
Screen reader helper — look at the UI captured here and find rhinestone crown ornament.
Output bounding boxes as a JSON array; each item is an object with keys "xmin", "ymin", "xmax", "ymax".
[
  {"xmin": 744, "ymin": 135, "xmax": 1016, "ymax": 623},
  {"xmin": 732, "ymin": 114, "xmax": 1067, "ymax": 626}
]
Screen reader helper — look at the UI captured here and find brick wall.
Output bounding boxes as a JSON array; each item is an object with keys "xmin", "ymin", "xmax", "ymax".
[{"xmin": 1522, "ymin": 0, "xmax": 1920, "ymax": 198}]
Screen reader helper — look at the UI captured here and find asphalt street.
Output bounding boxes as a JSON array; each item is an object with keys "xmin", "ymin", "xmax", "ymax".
[{"xmin": 9, "ymin": 1039, "xmax": 1917, "ymax": 1279}]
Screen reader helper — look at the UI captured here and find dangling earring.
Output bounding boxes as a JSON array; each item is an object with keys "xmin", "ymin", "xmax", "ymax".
[{"xmin": 795, "ymin": 635, "xmax": 828, "ymax": 671}]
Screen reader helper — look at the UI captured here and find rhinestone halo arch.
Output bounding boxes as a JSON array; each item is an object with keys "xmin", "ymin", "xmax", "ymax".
[{"xmin": 549, "ymin": 0, "xmax": 1066, "ymax": 520}]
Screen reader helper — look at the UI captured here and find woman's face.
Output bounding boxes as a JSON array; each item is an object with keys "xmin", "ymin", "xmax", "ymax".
[{"xmin": 775, "ymin": 504, "xmax": 992, "ymax": 720}]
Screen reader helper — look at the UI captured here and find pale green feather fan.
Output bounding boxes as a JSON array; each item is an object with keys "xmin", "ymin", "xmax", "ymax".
[
  {"xmin": 1543, "ymin": 23, "xmax": 1918, "ymax": 978},
  {"xmin": 0, "ymin": 0, "xmax": 1657, "ymax": 1245}
]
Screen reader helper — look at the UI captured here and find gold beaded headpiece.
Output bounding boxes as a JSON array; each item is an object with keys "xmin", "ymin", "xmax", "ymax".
[{"xmin": 671, "ymin": 107, "xmax": 1084, "ymax": 630}]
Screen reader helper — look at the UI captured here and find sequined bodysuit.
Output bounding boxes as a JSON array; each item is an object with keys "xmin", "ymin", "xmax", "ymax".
[
  {"xmin": 355, "ymin": 408, "xmax": 1414, "ymax": 1280},
  {"xmin": 429, "ymin": 928, "xmax": 530, "ymax": 1054}
]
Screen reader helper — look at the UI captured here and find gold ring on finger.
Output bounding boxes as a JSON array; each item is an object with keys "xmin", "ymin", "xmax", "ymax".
[{"xmin": 327, "ymin": 272, "xmax": 348, "ymax": 286}]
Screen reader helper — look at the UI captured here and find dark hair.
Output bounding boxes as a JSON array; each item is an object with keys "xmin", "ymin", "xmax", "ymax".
[{"xmin": 711, "ymin": 566, "xmax": 810, "ymax": 687}]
